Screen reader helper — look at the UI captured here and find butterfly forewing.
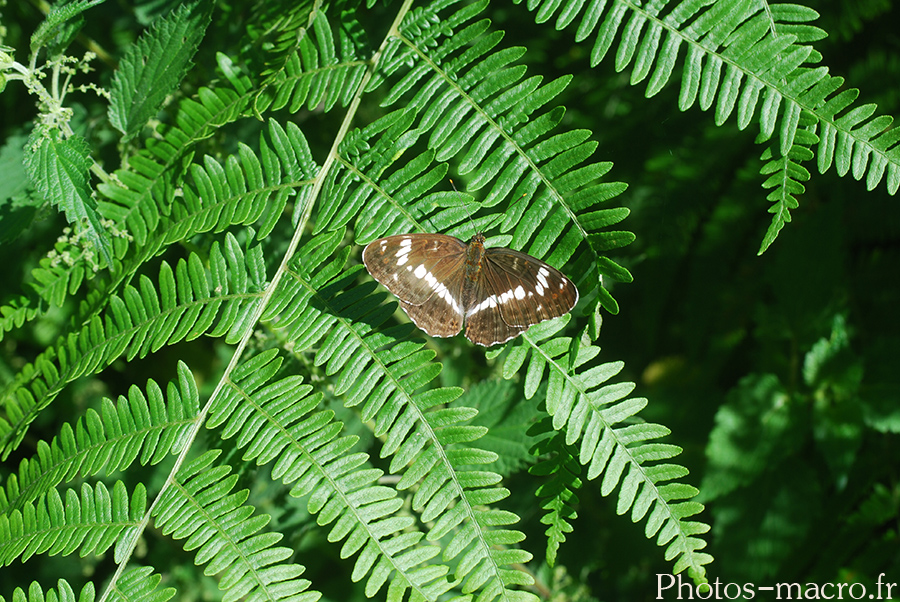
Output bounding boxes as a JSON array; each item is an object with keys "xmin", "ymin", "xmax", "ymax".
[
  {"xmin": 480, "ymin": 248, "xmax": 579, "ymax": 328},
  {"xmin": 363, "ymin": 234, "xmax": 467, "ymax": 337},
  {"xmin": 363, "ymin": 234, "xmax": 468, "ymax": 305}
]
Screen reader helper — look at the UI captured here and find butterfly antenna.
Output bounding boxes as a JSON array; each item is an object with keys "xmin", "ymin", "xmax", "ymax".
[{"xmin": 450, "ymin": 178, "xmax": 478, "ymax": 238}]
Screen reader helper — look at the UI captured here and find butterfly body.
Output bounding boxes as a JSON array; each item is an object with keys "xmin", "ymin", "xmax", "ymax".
[{"xmin": 363, "ymin": 233, "xmax": 578, "ymax": 346}]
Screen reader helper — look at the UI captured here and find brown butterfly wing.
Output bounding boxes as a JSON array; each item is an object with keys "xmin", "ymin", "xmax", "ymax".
[
  {"xmin": 479, "ymin": 247, "xmax": 579, "ymax": 329},
  {"xmin": 363, "ymin": 234, "xmax": 468, "ymax": 338},
  {"xmin": 463, "ymin": 272, "xmax": 528, "ymax": 346}
]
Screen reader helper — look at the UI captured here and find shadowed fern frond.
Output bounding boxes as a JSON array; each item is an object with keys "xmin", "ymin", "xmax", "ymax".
[
  {"xmin": 515, "ymin": 0, "xmax": 900, "ymax": 248},
  {"xmin": 0, "ymin": 234, "xmax": 265, "ymax": 457},
  {"xmin": 501, "ymin": 319, "xmax": 712, "ymax": 580},
  {"xmin": 0, "ymin": 361, "xmax": 197, "ymax": 514}
]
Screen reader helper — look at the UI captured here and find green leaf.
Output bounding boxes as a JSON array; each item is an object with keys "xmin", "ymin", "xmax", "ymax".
[
  {"xmin": 24, "ymin": 131, "xmax": 112, "ymax": 264},
  {"xmin": 109, "ymin": 2, "xmax": 212, "ymax": 141}
]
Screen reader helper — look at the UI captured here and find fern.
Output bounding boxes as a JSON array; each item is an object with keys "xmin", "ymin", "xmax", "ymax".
[
  {"xmin": 152, "ymin": 450, "xmax": 317, "ymax": 602},
  {"xmin": 0, "ymin": 234, "xmax": 266, "ymax": 456},
  {"xmin": 515, "ymin": 0, "xmax": 900, "ymax": 249},
  {"xmin": 20, "ymin": 0, "xmax": 880, "ymax": 597},
  {"xmin": 0, "ymin": 568, "xmax": 174, "ymax": 602},
  {"xmin": 528, "ymin": 419, "xmax": 582, "ymax": 567},
  {"xmin": 500, "ymin": 319, "xmax": 712, "ymax": 580}
]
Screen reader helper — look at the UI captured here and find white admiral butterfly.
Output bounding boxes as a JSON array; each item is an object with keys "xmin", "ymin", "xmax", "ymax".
[{"xmin": 363, "ymin": 233, "xmax": 579, "ymax": 346}]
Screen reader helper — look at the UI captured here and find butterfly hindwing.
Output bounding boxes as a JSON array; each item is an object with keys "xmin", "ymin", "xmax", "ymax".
[
  {"xmin": 480, "ymin": 247, "xmax": 579, "ymax": 328},
  {"xmin": 464, "ymin": 272, "xmax": 528, "ymax": 346}
]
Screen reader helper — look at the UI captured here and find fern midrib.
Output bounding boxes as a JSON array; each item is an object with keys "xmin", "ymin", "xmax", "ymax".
[
  {"xmin": 521, "ymin": 331, "xmax": 704, "ymax": 568},
  {"xmin": 97, "ymin": 0, "xmax": 418, "ymax": 596},
  {"xmin": 623, "ymin": 0, "xmax": 898, "ymax": 172},
  {"xmin": 396, "ymin": 31, "xmax": 591, "ymax": 242},
  {"xmin": 0, "ymin": 289, "xmax": 263, "ymax": 456},
  {"xmin": 335, "ymin": 154, "xmax": 424, "ymax": 232},
  {"xmin": 285, "ymin": 259, "xmax": 517, "ymax": 598}
]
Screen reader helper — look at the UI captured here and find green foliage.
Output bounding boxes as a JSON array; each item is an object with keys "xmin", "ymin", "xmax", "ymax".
[
  {"xmin": 24, "ymin": 131, "xmax": 112, "ymax": 264},
  {"xmin": 0, "ymin": 0, "xmax": 896, "ymax": 599},
  {"xmin": 108, "ymin": 2, "xmax": 212, "ymax": 141}
]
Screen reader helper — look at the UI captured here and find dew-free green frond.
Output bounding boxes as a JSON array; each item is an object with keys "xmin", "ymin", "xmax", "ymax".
[
  {"xmin": 360, "ymin": 0, "xmax": 633, "ymax": 314},
  {"xmin": 207, "ymin": 349, "xmax": 453, "ymax": 601},
  {"xmin": 263, "ymin": 11, "xmax": 369, "ymax": 114},
  {"xmin": 108, "ymin": 2, "xmax": 211, "ymax": 141},
  {"xmin": 152, "ymin": 450, "xmax": 317, "ymax": 602},
  {"xmin": 0, "ymin": 480, "xmax": 145, "ymax": 566},
  {"xmin": 0, "ymin": 235, "xmax": 265, "ymax": 458},
  {"xmin": 0, "ymin": 578, "xmax": 95, "ymax": 602},
  {"xmin": 528, "ymin": 419, "xmax": 582, "ymax": 567},
  {"xmin": 81, "ymin": 118, "xmax": 314, "ymax": 329},
  {"xmin": 98, "ymin": 82, "xmax": 255, "ymax": 247},
  {"xmin": 758, "ymin": 110, "xmax": 818, "ymax": 253},
  {"xmin": 244, "ymin": 0, "xmax": 317, "ymax": 84},
  {"xmin": 502, "ymin": 319, "xmax": 712, "ymax": 582},
  {"xmin": 0, "ymin": 361, "xmax": 198, "ymax": 514},
  {"xmin": 107, "ymin": 567, "xmax": 176, "ymax": 602},
  {"xmin": 516, "ymin": 0, "xmax": 900, "ymax": 215},
  {"xmin": 263, "ymin": 231, "xmax": 539, "ymax": 601}
]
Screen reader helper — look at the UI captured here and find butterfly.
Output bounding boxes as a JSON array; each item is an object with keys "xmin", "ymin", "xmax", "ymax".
[{"xmin": 362, "ymin": 232, "xmax": 579, "ymax": 346}]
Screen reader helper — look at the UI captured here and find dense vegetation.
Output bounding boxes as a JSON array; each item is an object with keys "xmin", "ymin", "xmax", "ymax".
[{"xmin": 0, "ymin": 0, "xmax": 897, "ymax": 600}]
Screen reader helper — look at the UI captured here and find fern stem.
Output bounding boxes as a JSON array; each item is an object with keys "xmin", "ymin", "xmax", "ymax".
[{"xmin": 97, "ymin": 0, "xmax": 418, "ymax": 597}]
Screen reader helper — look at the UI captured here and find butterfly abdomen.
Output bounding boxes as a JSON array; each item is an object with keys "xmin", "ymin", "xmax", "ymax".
[{"xmin": 462, "ymin": 234, "xmax": 487, "ymax": 307}]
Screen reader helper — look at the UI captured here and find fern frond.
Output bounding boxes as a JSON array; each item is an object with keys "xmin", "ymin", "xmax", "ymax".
[
  {"xmin": 0, "ymin": 362, "xmax": 198, "ymax": 514},
  {"xmin": 263, "ymin": 11, "xmax": 369, "ymax": 114},
  {"xmin": 0, "ymin": 480, "xmax": 145, "ymax": 565},
  {"xmin": 365, "ymin": 0, "xmax": 632, "ymax": 313},
  {"xmin": 0, "ymin": 234, "xmax": 265, "ymax": 458},
  {"xmin": 758, "ymin": 110, "xmax": 818, "ymax": 253},
  {"xmin": 518, "ymin": 0, "xmax": 899, "ymax": 204},
  {"xmin": 0, "ymin": 578, "xmax": 94, "ymax": 602},
  {"xmin": 244, "ymin": 0, "xmax": 317, "ymax": 84},
  {"xmin": 152, "ymin": 450, "xmax": 317, "ymax": 602},
  {"xmin": 0, "ymin": 80, "xmax": 260, "ymax": 339},
  {"xmin": 2, "ymin": 110, "xmax": 312, "ymax": 364},
  {"xmin": 98, "ymin": 82, "xmax": 255, "ymax": 246},
  {"xmin": 501, "ymin": 319, "xmax": 712, "ymax": 582},
  {"xmin": 264, "ymin": 231, "xmax": 539, "ymax": 601},
  {"xmin": 108, "ymin": 2, "xmax": 211, "ymax": 141},
  {"xmin": 208, "ymin": 349, "xmax": 454, "ymax": 600},
  {"xmin": 108, "ymin": 567, "xmax": 176, "ymax": 602},
  {"xmin": 528, "ymin": 419, "xmax": 581, "ymax": 567}
]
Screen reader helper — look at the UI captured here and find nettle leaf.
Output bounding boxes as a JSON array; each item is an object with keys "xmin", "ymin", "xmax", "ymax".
[
  {"xmin": 109, "ymin": 2, "xmax": 212, "ymax": 141},
  {"xmin": 24, "ymin": 130, "xmax": 112, "ymax": 264},
  {"xmin": 30, "ymin": 0, "xmax": 106, "ymax": 54}
]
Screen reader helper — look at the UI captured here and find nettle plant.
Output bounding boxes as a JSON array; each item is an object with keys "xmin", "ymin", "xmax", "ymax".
[{"xmin": 0, "ymin": 0, "xmax": 896, "ymax": 599}]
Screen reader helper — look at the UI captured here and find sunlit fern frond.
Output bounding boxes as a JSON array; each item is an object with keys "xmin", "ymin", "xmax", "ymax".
[{"xmin": 0, "ymin": 234, "xmax": 265, "ymax": 457}]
